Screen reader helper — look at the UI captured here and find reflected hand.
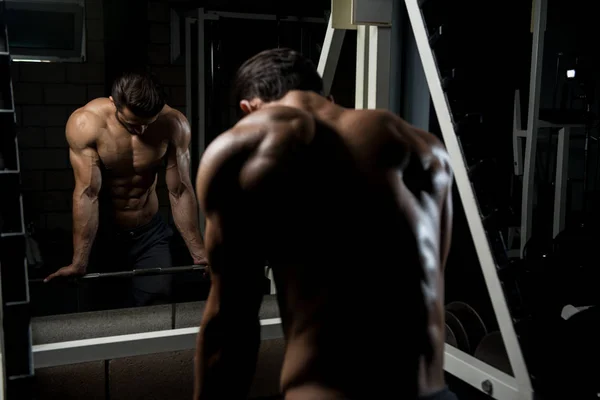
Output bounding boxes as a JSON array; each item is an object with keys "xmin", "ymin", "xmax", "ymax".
[
  {"xmin": 193, "ymin": 251, "xmax": 209, "ymax": 280},
  {"xmin": 192, "ymin": 248, "xmax": 208, "ymax": 266},
  {"xmin": 44, "ymin": 264, "xmax": 86, "ymax": 283},
  {"xmin": 193, "ymin": 254, "xmax": 209, "ymax": 266}
]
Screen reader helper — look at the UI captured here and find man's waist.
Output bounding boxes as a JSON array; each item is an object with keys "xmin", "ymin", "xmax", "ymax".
[{"xmin": 100, "ymin": 210, "xmax": 164, "ymax": 236}]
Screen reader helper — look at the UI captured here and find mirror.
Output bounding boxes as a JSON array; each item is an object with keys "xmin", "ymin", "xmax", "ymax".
[
  {"xmin": 4, "ymin": 0, "xmax": 596, "ymax": 398},
  {"xmin": 7, "ymin": 4, "xmax": 329, "ymax": 317}
]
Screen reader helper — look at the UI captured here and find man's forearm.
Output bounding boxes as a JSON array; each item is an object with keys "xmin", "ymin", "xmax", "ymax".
[
  {"xmin": 170, "ymin": 187, "xmax": 205, "ymax": 257},
  {"xmin": 71, "ymin": 194, "xmax": 99, "ymax": 269},
  {"xmin": 194, "ymin": 313, "xmax": 261, "ymax": 400}
]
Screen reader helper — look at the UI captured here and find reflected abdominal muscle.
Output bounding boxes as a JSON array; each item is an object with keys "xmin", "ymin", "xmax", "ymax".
[{"xmin": 108, "ymin": 174, "xmax": 155, "ymax": 211}]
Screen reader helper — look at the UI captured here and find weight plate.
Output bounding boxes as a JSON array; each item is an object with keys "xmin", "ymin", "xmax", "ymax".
[
  {"xmin": 474, "ymin": 331, "xmax": 512, "ymax": 375},
  {"xmin": 446, "ymin": 301, "xmax": 488, "ymax": 354},
  {"xmin": 445, "ymin": 323, "xmax": 458, "ymax": 348},
  {"xmin": 445, "ymin": 310, "xmax": 469, "ymax": 352}
]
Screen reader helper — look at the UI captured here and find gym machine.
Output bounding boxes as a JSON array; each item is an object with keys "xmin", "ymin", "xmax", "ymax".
[
  {"xmin": 401, "ymin": 1, "xmax": 532, "ymax": 399},
  {"xmin": 0, "ymin": 3, "xmax": 34, "ymax": 398},
  {"xmin": 405, "ymin": 1, "xmax": 598, "ymax": 398}
]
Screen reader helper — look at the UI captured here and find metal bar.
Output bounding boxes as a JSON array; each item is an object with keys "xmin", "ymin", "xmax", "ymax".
[
  {"xmin": 444, "ymin": 345, "xmax": 521, "ymax": 400},
  {"xmin": 11, "ymin": 55, "xmax": 82, "ymax": 63},
  {"xmin": 185, "ymin": 17, "xmax": 192, "ymax": 132},
  {"xmin": 355, "ymin": 25, "xmax": 369, "ymax": 109},
  {"xmin": 401, "ymin": 21, "xmax": 430, "ymax": 130},
  {"xmin": 0, "ymin": 241, "xmax": 6, "ymax": 400},
  {"xmin": 0, "ymin": 352, "xmax": 4, "ymax": 400},
  {"xmin": 403, "ymin": 1, "xmax": 532, "ymax": 399},
  {"xmin": 170, "ymin": 10, "xmax": 181, "ymax": 63},
  {"xmin": 317, "ymin": 15, "xmax": 346, "ymax": 96},
  {"xmin": 197, "ymin": 8, "xmax": 206, "ymax": 235},
  {"xmin": 553, "ymin": 127, "xmax": 570, "ymax": 238},
  {"xmin": 81, "ymin": 7, "xmax": 86, "ymax": 62},
  {"xmin": 18, "ymin": 195, "xmax": 25, "ymax": 236},
  {"xmin": 202, "ymin": 11, "xmax": 324, "ymax": 23},
  {"xmin": 367, "ymin": 26, "xmax": 392, "ymax": 110},
  {"xmin": 30, "ymin": 265, "xmax": 208, "ymax": 283},
  {"xmin": 389, "ymin": 0, "xmax": 404, "ymax": 115},
  {"xmin": 512, "ymin": 90, "xmax": 525, "ymax": 175},
  {"xmin": 33, "ymin": 318, "xmax": 283, "ymax": 369},
  {"xmin": 520, "ymin": 0, "xmax": 547, "ymax": 256}
]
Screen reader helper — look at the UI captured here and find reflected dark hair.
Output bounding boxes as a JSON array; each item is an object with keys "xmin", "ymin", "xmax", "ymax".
[
  {"xmin": 111, "ymin": 69, "xmax": 166, "ymax": 118},
  {"xmin": 233, "ymin": 48, "xmax": 323, "ymax": 103}
]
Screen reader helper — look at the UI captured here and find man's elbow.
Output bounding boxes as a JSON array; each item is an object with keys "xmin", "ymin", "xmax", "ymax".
[
  {"xmin": 74, "ymin": 184, "xmax": 100, "ymax": 202},
  {"xmin": 168, "ymin": 182, "xmax": 196, "ymax": 204}
]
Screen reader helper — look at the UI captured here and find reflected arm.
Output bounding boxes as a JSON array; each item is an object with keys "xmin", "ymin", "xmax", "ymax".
[
  {"xmin": 166, "ymin": 115, "xmax": 206, "ymax": 263},
  {"xmin": 69, "ymin": 112, "xmax": 102, "ymax": 271}
]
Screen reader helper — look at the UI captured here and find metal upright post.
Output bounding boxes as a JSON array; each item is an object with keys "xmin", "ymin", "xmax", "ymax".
[
  {"xmin": 520, "ymin": 0, "xmax": 547, "ymax": 256},
  {"xmin": 367, "ymin": 25, "xmax": 392, "ymax": 109},
  {"xmin": 553, "ymin": 127, "xmax": 570, "ymax": 237},
  {"xmin": 196, "ymin": 8, "xmax": 206, "ymax": 235},
  {"xmin": 0, "ymin": 251, "xmax": 5, "ymax": 400},
  {"xmin": 355, "ymin": 25, "xmax": 369, "ymax": 109},
  {"xmin": 317, "ymin": 15, "xmax": 346, "ymax": 96}
]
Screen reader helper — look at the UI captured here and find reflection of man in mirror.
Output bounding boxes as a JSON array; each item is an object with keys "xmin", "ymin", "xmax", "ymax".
[
  {"xmin": 44, "ymin": 70, "xmax": 207, "ymax": 307},
  {"xmin": 193, "ymin": 49, "xmax": 456, "ymax": 400}
]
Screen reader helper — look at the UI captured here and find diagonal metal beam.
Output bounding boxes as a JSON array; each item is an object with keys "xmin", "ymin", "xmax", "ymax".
[
  {"xmin": 403, "ymin": 1, "xmax": 532, "ymax": 399},
  {"xmin": 317, "ymin": 15, "xmax": 346, "ymax": 97}
]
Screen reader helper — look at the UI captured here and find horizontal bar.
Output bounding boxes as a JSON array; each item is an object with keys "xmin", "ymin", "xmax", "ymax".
[
  {"xmin": 33, "ymin": 318, "xmax": 283, "ymax": 368},
  {"xmin": 0, "ymin": 232, "xmax": 24, "ymax": 238},
  {"xmin": 80, "ymin": 264, "xmax": 207, "ymax": 279},
  {"xmin": 193, "ymin": 11, "xmax": 325, "ymax": 23},
  {"xmin": 34, "ymin": 320, "xmax": 524, "ymax": 400},
  {"xmin": 444, "ymin": 344, "xmax": 523, "ymax": 400},
  {"xmin": 30, "ymin": 264, "xmax": 209, "ymax": 284}
]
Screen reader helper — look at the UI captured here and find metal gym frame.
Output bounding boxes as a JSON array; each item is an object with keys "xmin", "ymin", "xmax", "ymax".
[
  {"xmin": 402, "ymin": 0, "xmax": 531, "ymax": 398},
  {"xmin": 24, "ymin": 2, "xmax": 532, "ymax": 400},
  {"xmin": 515, "ymin": 0, "xmax": 587, "ymax": 254}
]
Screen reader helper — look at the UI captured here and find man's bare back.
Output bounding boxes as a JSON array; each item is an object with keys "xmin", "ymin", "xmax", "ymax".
[
  {"xmin": 70, "ymin": 97, "xmax": 183, "ymax": 229},
  {"xmin": 194, "ymin": 91, "xmax": 453, "ymax": 399}
]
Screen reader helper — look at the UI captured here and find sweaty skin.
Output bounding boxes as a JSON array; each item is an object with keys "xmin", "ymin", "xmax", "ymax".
[
  {"xmin": 194, "ymin": 91, "xmax": 453, "ymax": 399},
  {"xmin": 45, "ymin": 98, "xmax": 206, "ymax": 281}
]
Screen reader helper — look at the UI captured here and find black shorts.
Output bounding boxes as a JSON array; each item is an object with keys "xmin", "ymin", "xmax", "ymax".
[
  {"xmin": 84, "ymin": 213, "xmax": 174, "ymax": 309},
  {"xmin": 419, "ymin": 387, "xmax": 459, "ymax": 400}
]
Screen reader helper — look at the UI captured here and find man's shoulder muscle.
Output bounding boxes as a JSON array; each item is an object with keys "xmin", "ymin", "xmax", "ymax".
[
  {"xmin": 159, "ymin": 106, "xmax": 190, "ymax": 143},
  {"xmin": 360, "ymin": 110, "xmax": 448, "ymax": 168},
  {"xmin": 66, "ymin": 108, "xmax": 104, "ymax": 151},
  {"xmin": 197, "ymin": 107, "xmax": 313, "ymax": 212}
]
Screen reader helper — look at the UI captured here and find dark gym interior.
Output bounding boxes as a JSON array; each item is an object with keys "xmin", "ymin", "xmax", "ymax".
[{"xmin": 1, "ymin": 0, "xmax": 599, "ymax": 399}]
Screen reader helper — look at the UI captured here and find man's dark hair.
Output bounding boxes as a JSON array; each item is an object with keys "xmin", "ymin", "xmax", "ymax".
[
  {"xmin": 233, "ymin": 48, "xmax": 323, "ymax": 104},
  {"xmin": 111, "ymin": 70, "xmax": 166, "ymax": 118}
]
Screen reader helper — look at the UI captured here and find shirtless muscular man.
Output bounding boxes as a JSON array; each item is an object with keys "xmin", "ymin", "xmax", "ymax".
[
  {"xmin": 45, "ymin": 71, "xmax": 207, "ymax": 307},
  {"xmin": 193, "ymin": 48, "xmax": 457, "ymax": 399}
]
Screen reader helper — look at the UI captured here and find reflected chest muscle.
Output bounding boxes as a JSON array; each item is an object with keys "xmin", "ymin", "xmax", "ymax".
[{"xmin": 97, "ymin": 129, "xmax": 168, "ymax": 177}]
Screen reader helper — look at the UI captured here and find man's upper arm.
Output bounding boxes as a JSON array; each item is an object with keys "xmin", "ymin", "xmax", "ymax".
[
  {"xmin": 391, "ymin": 114, "xmax": 454, "ymax": 268},
  {"xmin": 67, "ymin": 111, "xmax": 102, "ymax": 197},
  {"xmin": 196, "ymin": 132, "xmax": 266, "ymax": 314},
  {"xmin": 166, "ymin": 113, "xmax": 193, "ymax": 196}
]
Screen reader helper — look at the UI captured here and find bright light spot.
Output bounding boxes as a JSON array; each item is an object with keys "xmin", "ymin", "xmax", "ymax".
[
  {"xmin": 11, "ymin": 58, "xmax": 52, "ymax": 63},
  {"xmin": 567, "ymin": 69, "xmax": 576, "ymax": 78}
]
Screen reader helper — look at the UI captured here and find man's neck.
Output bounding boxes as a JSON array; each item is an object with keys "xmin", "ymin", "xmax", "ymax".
[{"xmin": 273, "ymin": 90, "xmax": 342, "ymax": 122}]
